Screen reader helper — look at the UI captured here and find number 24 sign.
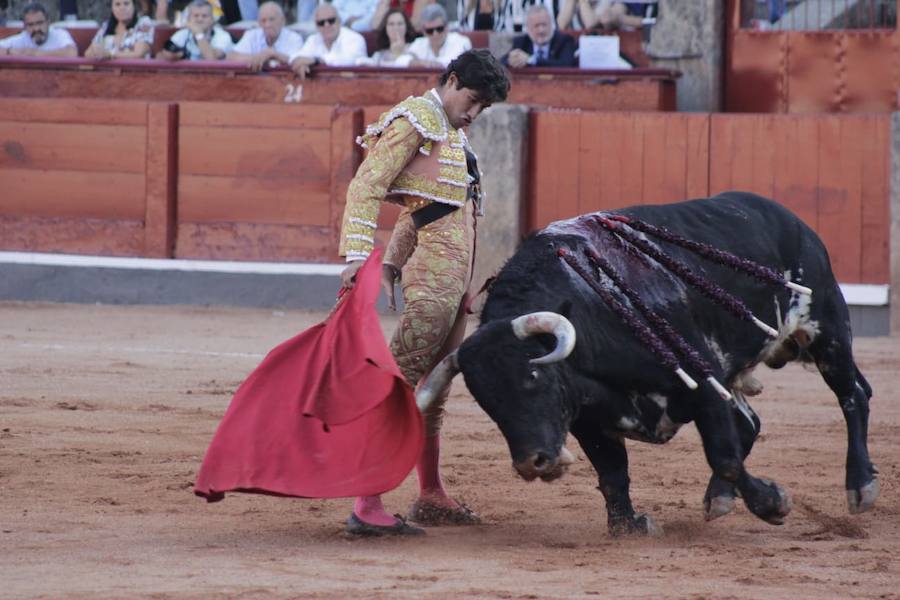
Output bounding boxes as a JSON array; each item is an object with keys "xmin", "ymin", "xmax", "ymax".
[{"xmin": 283, "ymin": 83, "xmax": 303, "ymax": 103}]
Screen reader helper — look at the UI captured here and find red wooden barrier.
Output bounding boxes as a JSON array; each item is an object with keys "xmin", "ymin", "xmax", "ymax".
[
  {"xmin": 528, "ymin": 110, "xmax": 890, "ymax": 284},
  {"xmin": 174, "ymin": 102, "xmax": 361, "ymax": 261},
  {"xmin": 527, "ymin": 111, "xmax": 710, "ymax": 230},
  {"xmin": 0, "ymin": 56, "xmax": 677, "ymax": 111},
  {"xmin": 0, "ymin": 97, "xmax": 176, "ymax": 257},
  {"xmin": 708, "ymin": 113, "xmax": 889, "ymax": 284},
  {"xmin": 724, "ymin": 0, "xmax": 900, "ymax": 113}
]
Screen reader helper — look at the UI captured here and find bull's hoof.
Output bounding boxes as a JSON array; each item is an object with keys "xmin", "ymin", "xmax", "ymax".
[
  {"xmin": 747, "ymin": 478, "xmax": 792, "ymax": 525},
  {"xmin": 703, "ymin": 476, "xmax": 738, "ymax": 521},
  {"xmin": 609, "ymin": 513, "xmax": 662, "ymax": 537},
  {"xmin": 847, "ymin": 477, "xmax": 880, "ymax": 514},
  {"xmin": 704, "ymin": 494, "xmax": 736, "ymax": 521}
]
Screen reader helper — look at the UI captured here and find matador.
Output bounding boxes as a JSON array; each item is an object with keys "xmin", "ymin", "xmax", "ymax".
[{"xmin": 339, "ymin": 49, "xmax": 510, "ymax": 536}]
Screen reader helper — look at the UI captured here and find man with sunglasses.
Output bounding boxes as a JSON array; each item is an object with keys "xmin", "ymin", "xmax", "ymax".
[
  {"xmin": 408, "ymin": 3, "xmax": 471, "ymax": 68},
  {"xmin": 338, "ymin": 49, "xmax": 510, "ymax": 536},
  {"xmin": 288, "ymin": 3, "xmax": 366, "ymax": 78},
  {"xmin": 0, "ymin": 2, "xmax": 77, "ymax": 57}
]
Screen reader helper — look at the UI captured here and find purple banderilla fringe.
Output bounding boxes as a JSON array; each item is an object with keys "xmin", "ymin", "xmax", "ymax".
[
  {"xmin": 583, "ymin": 247, "xmax": 714, "ymax": 379},
  {"xmin": 594, "ymin": 216, "xmax": 765, "ymax": 330},
  {"xmin": 607, "ymin": 214, "xmax": 790, "ymax": 287},
  {"xmin": 558, "ymin": 248, "xmax": 681, "ymax": 374}
]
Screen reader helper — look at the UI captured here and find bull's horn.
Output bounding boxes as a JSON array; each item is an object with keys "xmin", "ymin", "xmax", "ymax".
[
  {"xmin": 415, "ymin": 351, "xmax": 460, "ymax": 413},
  {"xmin": 510, "ymin": 311, "xmax": 576, "ymax": 365}
]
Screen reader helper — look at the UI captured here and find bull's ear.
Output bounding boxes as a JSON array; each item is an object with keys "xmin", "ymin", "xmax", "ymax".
[{"xmin": 556, "ymin": 300, "xmax": 573, "ymax": 319}]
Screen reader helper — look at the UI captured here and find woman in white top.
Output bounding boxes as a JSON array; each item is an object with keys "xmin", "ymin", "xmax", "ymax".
[
  {"xmin": 85, "ymin": 0, "xmax": 155, "ymax": 59},
  {"xmin": 367, "ymin": 8, "xmax": 417, "ymax": 67}
]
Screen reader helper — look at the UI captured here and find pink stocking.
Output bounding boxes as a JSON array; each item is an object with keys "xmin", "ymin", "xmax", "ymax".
[
  {"xmin": 415, "ymin": 434, "xmax": 454, "ymax": 504},
  {"xmin": 353, "ymin": 495, "xmax": 398, "ymax": 526}
]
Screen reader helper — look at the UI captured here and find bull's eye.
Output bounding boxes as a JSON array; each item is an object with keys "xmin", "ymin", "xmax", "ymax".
[{"xmin": 529, "ymin": 369, "xmax": 539, "ymax": 381}]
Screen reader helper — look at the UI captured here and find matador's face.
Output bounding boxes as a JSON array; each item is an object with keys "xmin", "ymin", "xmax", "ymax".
[{"xmin": 439, "ymin": 73, "xmax": 491, "ymax": 130}]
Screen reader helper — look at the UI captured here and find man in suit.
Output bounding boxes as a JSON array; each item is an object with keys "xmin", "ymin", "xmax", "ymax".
[{"xmin": 503, "ymin": 4, "xmax": 576, "ymax": 68}]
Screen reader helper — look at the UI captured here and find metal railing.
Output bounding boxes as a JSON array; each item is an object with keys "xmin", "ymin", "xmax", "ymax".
[{"xmin": 741, "ymin": 0, "xmax": 896, "ymax": 30}]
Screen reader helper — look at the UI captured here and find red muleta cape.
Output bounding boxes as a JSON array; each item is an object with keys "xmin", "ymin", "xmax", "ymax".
[{"xmin": 194, "ymin": 249, "xmax": 424, "ymax": 501}]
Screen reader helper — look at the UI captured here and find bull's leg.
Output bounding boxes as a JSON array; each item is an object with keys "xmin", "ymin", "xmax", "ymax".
[
  {"xmin": 693, "ymin": 389, "xmax": 791, "ymax": 525},
  {"xmin": 808, "ymin": 332, "xmax": 879, "ymax": 514},
  {"xmin": 703, "ymin": 391, "xmax": 761, "ymax": 520},
  {"xmin": 570, "ymin": 423, "xmax": 661, "ymax": 536}
]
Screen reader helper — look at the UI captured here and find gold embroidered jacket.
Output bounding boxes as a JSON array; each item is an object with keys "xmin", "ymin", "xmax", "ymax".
[{"xmin": 339, "ymin": 94, "xmax": 472, "ymax": 262}]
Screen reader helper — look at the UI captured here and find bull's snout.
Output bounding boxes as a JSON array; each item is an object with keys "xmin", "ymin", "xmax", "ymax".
[{"xmin": 513, "ymin": 447, "xmax": 575, "ymax": 482}]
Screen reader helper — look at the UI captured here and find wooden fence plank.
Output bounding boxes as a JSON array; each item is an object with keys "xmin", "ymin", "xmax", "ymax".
[
  {"xmin": 641, "ymin": 114, "xmax": 668, "ymax": 204},
  {"xmin": 175, "ymin": 222, "xmax": 334, "ymax": 261},
  {"xmin": 0, "ymin": 98, "xmax": 149, "ymax": 125},
  {"xmin": 708, "ymin": 114, "xmax": 735, "ymax": 195},
  {"xmin": 749, "ymin": 115, "xmax": 776, "ymax": 198},
  {"xmin": 577, "ymin": 112, "xmax": 604, "ymax": 216},
  {"xmin": 685, "ymin": 114, "xmax": 710, "ymax": 200},
  {"xmin": 178, "ymin": 126, "xmax": 331, "ymax": 180},
  {"xmin": 179, "ymin": 102, "xmax": 335, "ymax": 129},
  {"xmin": 0, "ymin": 168, "xmax": 145, "ymax": 220},
  {"xmin": 860, "ymin": 116, "xmax": 890, "ymax": 283},
  {"xmin": 619, "ymin": 114, "xmax": 645, "ymax": 207},
  {"xmin": 528, "ymin": 111, "xmax": 557, "ymax": 230},
  {"xmin": 555, "ymin": 112, "xmax": 582, "ymax": 221},
  {"xmin": 0, "ymin": 215, "xmax": 145, "ymax": 256},
  {"xmin": 144, "ymin": 103, "xmax": 178, "ymax": 258},
  {"xmin": 178, "ymin": 174, "xmax": 330, "ymax": 226},
  {"xmin": 816, "ymin": 117, "xmax": 858, "ymax": 282},
  {"xmin": 0, "ymin": 122, "xmax": 146, "ymax": 173},
  {"xmin": 595, "ymin": 112, "xmax": 626, "ymax": 210},
  {"xmin": 772, "ymin": 117, "xmax": 818, "ymax": 230},
  {"xmin": 330, "ymin": 107, "xmax": 364, "ymax": 253}
]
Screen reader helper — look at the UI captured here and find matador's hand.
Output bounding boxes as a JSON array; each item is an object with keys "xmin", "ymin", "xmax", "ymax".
[
  {"xmin": 381, "ymin": 264, "xmax": 400, "ymax": 311},
  {"xmin": 340, "ymin": 260, "xmax": 364, "ymax": 290}
]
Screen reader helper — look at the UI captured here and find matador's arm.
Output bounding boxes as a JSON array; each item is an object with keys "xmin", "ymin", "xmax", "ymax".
[
  {"xmin": 384, "ymin": 209, "xmax": 417, "ymax": 271},
  {"xmin": 339, "ymin": 118, "xmax": 424, "ymax": 261}
]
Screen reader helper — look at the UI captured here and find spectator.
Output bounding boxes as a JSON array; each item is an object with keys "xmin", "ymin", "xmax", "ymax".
[
  {"xmin": 331, "ymin": 0, "xmax": 380, "ymax": 32},
  {"xmin": 296, "ymin": 0, "xmax": 317, "ymax": 24},
  {"xmin": 0, "ymin": 2, "xmax": 78, "ymax": 57},
  {"xmin": 408, "ymin": 3, "xmax": 470, "ymax": 67},
  {"xmin": 458, "ymin": 0, "xmax": 500, "ymax": 30},
  {"xmin": 227, "ymin": 1, "xmax": 303, "ymax": 70},
  {"xmin": 157, "ymin": 0, "xmax": 233, "ymax": 61},
  {"xmin": 288, "ymin": 3, "xmax": 367, "ymax": 78},
  {"xmin": 85, "ymin": 0, "xmax": 155, "ymax": 59},
  {"xmin": 558, "ymin": 0, "xmax": 653, "ymax": 30},
  {"xmin": 503, "ymin": 5, "xmax": 575, "ymax": 67},
  {"xmin": 370, "ymin": 0, "xmax": 433, "ymax": 31},
  {"xmin": 217, "ymin": 0, "xmax": 260, "ymax": 25},
  {"xmin": 470, "ymin": 0, "xmax": 558, "ymax": 32},
  {"xmin": 358, "ymin": 7, "xmax": 416, "ymax": 66},
  {"xmin": 138, "ymin": 0, "xmax": 170, "ymax": 22},
  {"xmin": 60, "ymin": 0, "xmax": 78, "ymax": 20}
]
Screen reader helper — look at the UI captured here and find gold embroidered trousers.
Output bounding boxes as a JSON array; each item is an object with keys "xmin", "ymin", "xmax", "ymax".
[{"xmin": 389, "ymin": 200, "xmax": 475, "ymax": 437}]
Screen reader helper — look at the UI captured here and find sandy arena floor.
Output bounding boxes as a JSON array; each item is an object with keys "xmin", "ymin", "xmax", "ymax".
[{"xmin": 1, "ymin": 302, "xmax": 899, "ymax": 599}]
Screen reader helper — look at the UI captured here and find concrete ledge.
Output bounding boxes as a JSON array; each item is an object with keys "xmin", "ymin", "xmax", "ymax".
[
  {"xmin": 0, "ymin": 252, "xmax": 890, "ymax": 334},
  {"xmin": 0, "ymin": 252, "xmax": 346, "ymax": 310}
]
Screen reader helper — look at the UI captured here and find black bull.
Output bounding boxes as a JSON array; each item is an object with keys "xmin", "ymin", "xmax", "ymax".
[{"xmin": 418, "ymin": 192, "xmax": 879, "ymax": 535}]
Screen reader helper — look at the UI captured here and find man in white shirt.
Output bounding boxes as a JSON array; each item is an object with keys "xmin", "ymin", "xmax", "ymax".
[
  {"xmin": 289, "ymin": 3, "xmax": 367, "ymax": 78},
  {"xmin": 408, "ymin": 4, "xmax": 471, "ymax": 68},
  {"xmin": 227, "ymin": 1, "xmax": 303, "ymax": 71},
  {"xmin": 157, "ymin": 0, "xmax": 234, "ymax": 61},
  {"xmin": 330, "ymin": 0, "xmax": 379, "ymax": 32},
  {"xmin": 0, "ymin": 2, "xmax": 78, "ymax": 58}
]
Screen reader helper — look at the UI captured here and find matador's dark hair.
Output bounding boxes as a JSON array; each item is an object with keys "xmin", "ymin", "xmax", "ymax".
[{"xmin": 439, "ymin": 49, "xmax": 511, "ymax": 105}]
